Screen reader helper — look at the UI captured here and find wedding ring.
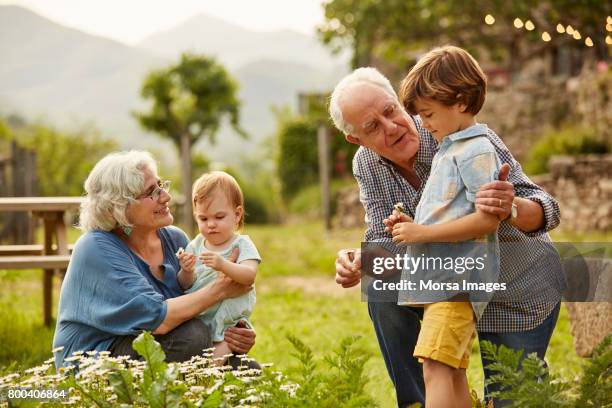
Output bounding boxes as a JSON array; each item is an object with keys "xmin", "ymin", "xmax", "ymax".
[{"xmin": 499, "ymin": 199, "xmax": 503, "ymax": 207}]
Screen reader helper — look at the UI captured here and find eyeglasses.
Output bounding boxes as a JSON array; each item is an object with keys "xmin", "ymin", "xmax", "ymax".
[{"xmin": 139, "ymin": 180, "xmax": 171, "ymax": 201}]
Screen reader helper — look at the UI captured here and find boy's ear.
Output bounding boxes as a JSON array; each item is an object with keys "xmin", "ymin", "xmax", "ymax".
[
  {"xmin": 457, "ymin": 102, "xmax": 469, "ymax": 113},
  {"xmin": 345, "ymin": 134, "xmax": 362, "ymax": 146}
]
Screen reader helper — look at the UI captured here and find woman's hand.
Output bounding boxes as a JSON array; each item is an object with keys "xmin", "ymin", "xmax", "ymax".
[{"xmin": 225, "ymin": 321, "xmax": 256, "ymax": 354}]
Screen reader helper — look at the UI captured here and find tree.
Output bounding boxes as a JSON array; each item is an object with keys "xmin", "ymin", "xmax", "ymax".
[
  {"xmin": 317, "ymin": 0, "xmax": 610, "ymax": 80},
  {"xmin": 134, "ymin": 54, "xmax": 246, "ymax": 232}
]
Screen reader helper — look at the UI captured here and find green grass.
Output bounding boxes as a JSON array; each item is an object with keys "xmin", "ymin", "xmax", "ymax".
[{"xmin": 0, "ymin": 221, "xmax": 602, "ymax": 407}]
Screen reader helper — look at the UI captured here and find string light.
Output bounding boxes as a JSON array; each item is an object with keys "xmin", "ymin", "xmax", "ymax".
[
  {"xmin": 525, "ymin": 20, "xmax": 535, "ymax": 31},
  {"xmin": 485, "ymin": 14, "xmax": 495, "ymax": 25},
  {"xmin": 606, "ymin": 23, "xmax": 612, "ymax": 32},
  {"xmin": 606, "ymin": 35, "xmax": 612, "ymax": 45},
  {"xmin": 566, "ymin": 25, "xmax": 574, "ymax": 35},
  {"xmin": 541, "ymin": 32, "xmax": 551, "ymax": 42},
  {"xmin": 513, "ymin": 18, "xmax": 524, "ymax": 29},
  {"xmin": 556, "ymin": 23, "xmax": 565, "ymax": 33},
  {"xmin": 573, "ymin": 30, "xmax": 581, "ymax": 40},
  {"xmin": 608, "ymin": 16, "xmax": 612, "ymax": 24},
  {"xmin": 585, "ymin": 37, "xmax": 593, "ymax": 47}
]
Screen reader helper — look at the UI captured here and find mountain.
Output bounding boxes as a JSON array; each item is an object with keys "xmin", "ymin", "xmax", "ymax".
[
  {"xmin": 0, "ymin": 5, "xmax": 163, "ymax": 141},
  {"xmin": 0, "ymin": 6, "xmax": 349, "ymax": 166},
  {"xmin": 138, "ymin": 13, "xmax": 345, "ymax": 71}
]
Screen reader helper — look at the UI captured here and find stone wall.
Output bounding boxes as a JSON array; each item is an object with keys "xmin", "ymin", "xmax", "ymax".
[
  {"xmin": 336, "ymin": 154, "xmax": 611, "ymax": 233},
  {"xmin": 531, "ymin": 154, "xmax": 612, "ymax": 233},
  {"xmin": 478, "ymin": 64, "xmax": 612, "ymax": 162}
]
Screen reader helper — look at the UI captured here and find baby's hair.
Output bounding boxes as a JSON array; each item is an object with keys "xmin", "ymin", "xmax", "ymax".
[
  {"xmin": 192, "ymin": 171, "xmax": 245, "ymax": 229},
  {"xmin": 399, "ymin": 45, "xmax": 487, "ymax": 116}
]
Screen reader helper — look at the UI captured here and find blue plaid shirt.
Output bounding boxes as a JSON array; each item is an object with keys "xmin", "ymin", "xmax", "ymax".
[{"xmin": 354, "ymin": 116, "xmax": 564, "ymax": 332}]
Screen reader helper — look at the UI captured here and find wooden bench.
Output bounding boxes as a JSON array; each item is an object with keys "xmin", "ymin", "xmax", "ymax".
[
  {"xmin": 0, "ymin": 197, "xmax": 82, "ymax": 327},
  {"xmin": 0, "ymin": 255, "xmax": 71, "ymax": 327},
  {"xmin": 0, "ymin": 244, "xmax": 74, "ymax": 256},
  {"xmin": 0, "ymin": 255, "xmax": 71, "ymax": 269}
]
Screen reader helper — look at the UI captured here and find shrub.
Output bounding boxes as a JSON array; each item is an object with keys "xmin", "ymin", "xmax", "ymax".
[
  {"xmin": 480, "ymin": 335, "xmax": 612, "ymax": 407},
  {"xmin": 525, "ymin": 126, "xmax": 609, "ymax": 175},
  {"xmin": 275, "ymin": 110, "xmax": 358, "ymax": 202}
]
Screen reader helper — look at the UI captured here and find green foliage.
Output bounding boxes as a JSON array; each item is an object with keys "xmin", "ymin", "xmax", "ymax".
[
  {"xmin": 318, "ymin": 0, "xmax": 609, "ymax": 77},
  {"xmin": 275, "ymin": 108, "xmax": 357, "ymax": 202},
  {"xmin": 480, "ymin": 336, "xmax": 612, "ymax": 407},
  {"xmin": 525, "ymin": 126, "xmax": 609, "ymax": 174},
  {"xmin": 574, "ymin": 335, "xmax": 612, "ymax": 407},
  {"xmin": 135, "ymin": 53, "xmax": 246, "ymax": 148},
  {"xmin": 4, "ymin": 122, "xmax": 116, "ymax": 196}
]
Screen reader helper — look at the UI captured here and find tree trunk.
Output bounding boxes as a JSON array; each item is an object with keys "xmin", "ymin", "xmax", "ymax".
[{"xmin": 180, "ymin": 133, "xmax": 193, "ymax": 235}]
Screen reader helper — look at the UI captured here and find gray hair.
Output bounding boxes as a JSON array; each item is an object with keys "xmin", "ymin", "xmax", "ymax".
[
  {"xmin": 329, "ymin": 67, "xmax": 399, "ymax": 135},
  {"xmin": 79, "ymin": 150, "xmax": 158, "ymax": 232}
]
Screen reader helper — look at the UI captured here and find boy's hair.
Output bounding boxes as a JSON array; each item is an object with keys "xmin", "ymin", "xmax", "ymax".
[
  {"xmin": 192, "ymin": 171, "xmax": 245, "ymax": 229},
  {"xmin": 399, "ymin": 45, "xmax": 487, "ymax": 116}
]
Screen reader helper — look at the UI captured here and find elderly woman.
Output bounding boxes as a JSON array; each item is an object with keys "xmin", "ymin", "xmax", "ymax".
[{"xmin": 53, "ymin": 151, "xmax": 255, "ymax": 368}]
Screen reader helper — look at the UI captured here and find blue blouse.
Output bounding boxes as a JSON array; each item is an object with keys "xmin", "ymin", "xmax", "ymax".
[{"xmin": 52, "ymin": 226, "xmax": 188, "ymax": 368}]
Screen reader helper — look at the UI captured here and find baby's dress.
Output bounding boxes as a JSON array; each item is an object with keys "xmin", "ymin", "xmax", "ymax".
[{"xmin": 185, "ymin": 234, "xmax": 261, "ymax": 342}]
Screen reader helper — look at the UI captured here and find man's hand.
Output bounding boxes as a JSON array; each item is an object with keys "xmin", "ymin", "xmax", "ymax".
[
  {"xmin": 383, "ymin": 209, "xmax": 414, "ymax": 234},
  {"xmin": 391, "ymin": 219, "xmax": 426, "ymax": 244},
  {"xmin": 178, "ymin": 252, "xmax": 196, "ymax": 274},
  {"xmin": 335, "ymin": 248, "xmax": 362, "ymax": 288},
  {"xmin": 476, "ymin": 163, "xmax": 514, "ymax": 220},
  {"xmin": 225, "ymin": 321, "xmax": 256, "ymax": 354}
]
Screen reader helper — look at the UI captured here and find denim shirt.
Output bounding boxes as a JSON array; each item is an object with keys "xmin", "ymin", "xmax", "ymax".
[
  {"xmin": 398, "ymin": 124, "xmax": 502, "ymax": 320},
  {"xmin": 52, "ymin": 226, "xmax": 188, "ymax": 368}
]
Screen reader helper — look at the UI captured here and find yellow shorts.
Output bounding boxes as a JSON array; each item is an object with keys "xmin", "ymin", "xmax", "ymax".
[{"xmin": 414, "ymin": 301, "xmax": 476, "ymax": 369}]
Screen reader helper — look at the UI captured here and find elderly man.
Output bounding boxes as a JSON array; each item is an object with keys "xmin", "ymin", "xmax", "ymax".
[{"xmin": 330, "ymin": 68, "xmax": 564, "ymax": 407}]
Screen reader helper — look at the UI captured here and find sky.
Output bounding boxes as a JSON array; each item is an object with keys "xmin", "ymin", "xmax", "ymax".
[{"xmin": 0, "ymin": 0, "xmax": 326, "ymax": 44}]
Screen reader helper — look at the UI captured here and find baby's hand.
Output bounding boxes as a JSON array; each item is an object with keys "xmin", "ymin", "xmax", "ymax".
[
  {"xmin": 200, "ymin": 252, "xmax": 225, "ymax": 271},
  {"xmin": 391, "ymin": 220, "xmax": 425, "ymax": 244},
  {"xmin": 178, "ymin": 252, "xmax": 196, "ymax": 274}
]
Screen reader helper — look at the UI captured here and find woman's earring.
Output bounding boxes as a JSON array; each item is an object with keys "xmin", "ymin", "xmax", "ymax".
[{"xmin": 123, "ymin": 226, "xmax": 132, "ymax": 236}]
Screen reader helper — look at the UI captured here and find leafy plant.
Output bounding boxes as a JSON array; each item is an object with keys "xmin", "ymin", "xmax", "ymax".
[
  {"xmin": 480, "ymin": 335, "xmax": 612, "ymax": 407},
  {"xmin": 525, "ymin": 126, "xmax": 609, "ymax": 175}
]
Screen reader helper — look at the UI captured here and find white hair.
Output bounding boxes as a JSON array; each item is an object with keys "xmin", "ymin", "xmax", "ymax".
[
  {"xmin": 329, "ymin": 67, "xmax": 399, "ymax": 135},
  {"xmin": 79, "ymin": 150, "xmax": 158, "ymax": 232}
]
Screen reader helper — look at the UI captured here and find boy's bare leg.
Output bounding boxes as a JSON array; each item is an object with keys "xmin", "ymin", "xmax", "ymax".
[
  {"xmin": 212, "ymin": 341, "xmax": 233, "ymax": 366},
  {"xmin": 423, "ymin": 359, "xmax": 470, "ymax": 408},
  {"xmin": 452, "ymin": 368, "xmax": 471, "ymax": 408}
]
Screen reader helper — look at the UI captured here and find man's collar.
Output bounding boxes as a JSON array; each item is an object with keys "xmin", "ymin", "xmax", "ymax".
[{"xmin": 447, "ymin": 123, "xmax": 488, "ymax": 142}]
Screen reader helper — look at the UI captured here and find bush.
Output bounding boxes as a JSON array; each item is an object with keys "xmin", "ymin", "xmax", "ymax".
[
  {"xmin": 275, "ymin": 110, "xmax": 358, "ymax": 202},
  {"xmin": 525, "ymin": 126, "xmax": 609, "ymax": 175},
  {"xmin": 4, "ymin": 121, "xmax": 117, "ymax": 196},
  {"xmin": 480, "ymin": 335, "xmax": 612, "ymax": 407}
]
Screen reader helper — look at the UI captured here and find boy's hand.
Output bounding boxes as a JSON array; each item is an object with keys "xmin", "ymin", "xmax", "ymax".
[
  {"xmin": 200, "ymin": 252, "xmax": 225, "ymax": 270},
  {"xmin": 384, "ymin": 209, "xmax": 414, "ymax": 233},
  {"xmin": 392, "ymin": 220, "xmax": 426, "ymax": 244},
  {"xmin": 178, "ymin": 252, "xmax": 196, "ymax": 274}
]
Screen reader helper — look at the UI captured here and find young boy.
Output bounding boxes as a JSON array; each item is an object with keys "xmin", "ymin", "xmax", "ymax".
[{"xmin": 387, "ymin": 45, "xmax": 503, "ymax": 408}]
